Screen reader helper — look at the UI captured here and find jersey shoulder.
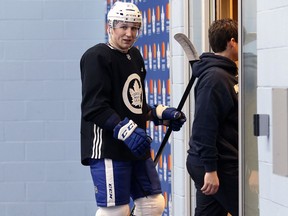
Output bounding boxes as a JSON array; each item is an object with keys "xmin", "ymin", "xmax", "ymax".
[{"xmin": 82, "ymin": 43, "xmax": 111, "ymax": 57}]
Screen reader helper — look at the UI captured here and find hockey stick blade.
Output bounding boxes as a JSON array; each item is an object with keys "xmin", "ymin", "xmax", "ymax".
[
  {"xmin": 154, "ymin": 33, "xmax": 199, "ymax": 165},
  {"xmin": 174, "ymin": 33, "xmax": 200, "ymax": 61}
]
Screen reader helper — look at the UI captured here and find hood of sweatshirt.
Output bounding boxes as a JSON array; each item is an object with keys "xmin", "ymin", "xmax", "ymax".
[{"xmin": 192, "ymin": 52, "xmax": 238, "ymax": 78}]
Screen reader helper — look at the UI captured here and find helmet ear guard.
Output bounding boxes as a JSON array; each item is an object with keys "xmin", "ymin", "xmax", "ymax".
[{"xmin": 107, "ymin": 2, "xmax": 142, "ymax": 28}]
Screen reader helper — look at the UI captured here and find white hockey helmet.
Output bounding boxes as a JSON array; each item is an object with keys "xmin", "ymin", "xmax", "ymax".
[{"xmin": 107, "ymin": 1, "xmax": 142, "ymax": 27}]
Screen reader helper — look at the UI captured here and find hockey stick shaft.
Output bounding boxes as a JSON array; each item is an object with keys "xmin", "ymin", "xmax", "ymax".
[
  {"xmin": 130, "ymin": 33, "xmax": 199, "ymax": 216},
  {"xmin": 154, "ymin": 63, "xmax": 196, "ymax": 164},
  {"xmin": 154, "ymin": 33, "xmax": 199, "ymax": 165},
  {"xmin": 130, "ymin": 74, "xmax": 196, "ymax": 214},
  {"xmin": 154, "ymin": 71, "xmax": 196, "ymax": 164}
]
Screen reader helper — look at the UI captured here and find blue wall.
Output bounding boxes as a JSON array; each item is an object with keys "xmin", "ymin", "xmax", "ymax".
[{"xmin": 0, "ymin": 0, "xmax": 105, "ymax": 215}]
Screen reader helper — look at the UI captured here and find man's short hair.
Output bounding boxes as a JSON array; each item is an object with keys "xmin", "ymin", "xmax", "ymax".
[{"xmin": 208, "ymin": 18, "xmax": 238, "ymax": 53}]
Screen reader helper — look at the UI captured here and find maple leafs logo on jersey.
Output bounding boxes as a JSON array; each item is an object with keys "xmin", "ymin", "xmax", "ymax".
[
  {"xmin": 129, "ymin": 80, "xmax": 142, "ymax": 108},
  {"xmin": 123, "ymin": 73, "xmax": 143, "ymax": 114}
]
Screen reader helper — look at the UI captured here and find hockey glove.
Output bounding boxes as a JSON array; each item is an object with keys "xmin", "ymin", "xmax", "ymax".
[
  {"xmin": 152, "ymin": 104, "xmax": 186, "ymax": 131},
  {"xmin": 113, "ymin": 118, "xmax": 152, "ymax": 158}
]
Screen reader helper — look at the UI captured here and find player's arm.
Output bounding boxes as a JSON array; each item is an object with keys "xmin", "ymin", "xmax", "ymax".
[{"xmin": 80, "ymin": 48, "xmax": 120, "ymax": 129}]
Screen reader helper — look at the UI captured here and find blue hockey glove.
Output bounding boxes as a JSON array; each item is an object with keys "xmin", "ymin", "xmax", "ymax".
[
  {"xmin": 169, "ymin": 112, "xmax": 186, "ymax": 131},
  {"xmin": 152, "ymin": 104, "xmax": 186, "ymax": 131},
  {"xmin": 113, "ymin": 118, "xmax": 152, "ymax": 158}
]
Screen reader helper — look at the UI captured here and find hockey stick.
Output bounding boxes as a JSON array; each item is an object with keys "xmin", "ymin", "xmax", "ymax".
[
  {"xmin": 129, "ymin": 33, "xmax": 199, "ymax": 216},
  {"xmin": 153, "ymin": 33, "xmax": 199, "ymax": 165}
]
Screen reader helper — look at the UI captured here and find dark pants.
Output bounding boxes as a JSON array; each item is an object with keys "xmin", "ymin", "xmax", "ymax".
[{"xmin": 186, "ymin": 156, "xmax": 239, "ymax": 216}]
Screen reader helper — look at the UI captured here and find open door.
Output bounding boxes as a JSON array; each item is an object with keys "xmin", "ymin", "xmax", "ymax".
[
  {"xmin": 216, "ymin": 0, "xmax": 259, "ymax": 215},
  {"xmin": 216, "ymin": 0, "xmax": 238, "ymax": 20},
  {"xmin": 188, "ymin": 1, "xmax": 258, "ymax": 215}
]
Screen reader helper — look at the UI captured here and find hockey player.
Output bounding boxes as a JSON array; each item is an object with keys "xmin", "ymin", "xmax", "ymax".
[{"xmin": 80, "ymin": 2, "xmax": 186, "ymax": 216}]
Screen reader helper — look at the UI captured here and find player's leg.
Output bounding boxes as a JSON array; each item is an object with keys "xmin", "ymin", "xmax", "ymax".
[
  {"xmin": 134, "ymin": 194, "xmax": 165, "ymax": 216},
  {"xmin": 90, "ymin": 159, "xmax": 132, "ymax": 216},
  {"xmin": 95, "ymin": 205, "xmax": 130, "ymax": 216},
  {"xmin": 131, "ymin": 158, "xmax": 165, "ymax": 216}
]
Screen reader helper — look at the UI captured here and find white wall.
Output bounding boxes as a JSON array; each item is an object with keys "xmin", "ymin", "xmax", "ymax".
[
  {"xmin": 257, "ymin": 1, "xmax": 288, "ymax": 215},
  {"xmin": 170, "ymin": 0, "xmax": 193, "ymax": 215},
  {"xmin": 0, "ymin": 0, "xmax": 105, "ymax": 215}
]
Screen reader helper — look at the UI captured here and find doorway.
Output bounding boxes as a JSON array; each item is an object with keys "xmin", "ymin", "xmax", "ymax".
[
  {"xmin": 216, "ymin": 0, "xmax": 259, "ymax": 215},
  {"xmin": 188, "ymin": 0, "xmax": 259, "ymax": 215}
]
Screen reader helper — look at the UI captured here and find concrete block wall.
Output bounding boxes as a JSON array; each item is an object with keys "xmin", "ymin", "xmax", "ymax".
[
  {"xmin": 0, "ymin": 0, "xmax": 105, "ymax": 215},
  {"xmin": 257, "ymin": 1, "xmax": 288, "ymax": 215}
]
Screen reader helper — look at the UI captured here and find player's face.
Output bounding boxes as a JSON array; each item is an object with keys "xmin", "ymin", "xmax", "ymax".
[{"xmin": 109, "ymin": 21, "xmax": 141, "ymax": 53}]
